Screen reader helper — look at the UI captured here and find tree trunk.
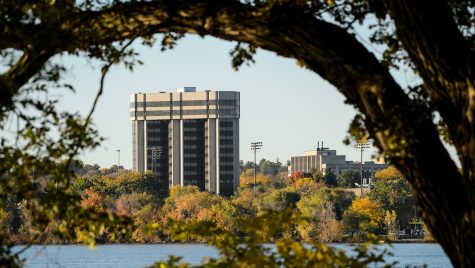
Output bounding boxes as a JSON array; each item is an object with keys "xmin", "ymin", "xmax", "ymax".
[{"xmin": 385, "ymin": 1, "xmax": 475, "ymax": 266}]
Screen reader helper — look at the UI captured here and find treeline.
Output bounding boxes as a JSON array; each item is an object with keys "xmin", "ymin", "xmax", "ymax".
[{"xmin": 0, "ymin": 160, "xmax": 432, "ymax": 244}]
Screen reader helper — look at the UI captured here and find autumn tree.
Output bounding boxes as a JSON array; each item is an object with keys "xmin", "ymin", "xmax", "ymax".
[
  {"xmin": 343, "ymin": 197, "xmax": 383, "ymax": 240},
  {"xmin": 289, "ymin": 177, "xmax": 324, "ymax": 196},
  {"xmin": 369, "ymin": 166, "xmax": 416, "ymax": 227},
  {"xmin": 1, "ymin": 0, "xmax": 474, "ymax": 266},
  {"xmin": 259, "ymin": 158, "xmax": 282, "ymax": 177},
  {"xmin": 385, "ymin": 210, "xmax": 399, "ymax": 241},
  {"xmin": 161, "ymin": 186, "xmax": 220, "ymax": 223}
]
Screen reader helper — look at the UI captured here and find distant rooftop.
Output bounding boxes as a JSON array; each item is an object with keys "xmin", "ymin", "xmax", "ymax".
[{"xmin": 176, "ymin": 87, "xmax": 196, "ymax": 92}]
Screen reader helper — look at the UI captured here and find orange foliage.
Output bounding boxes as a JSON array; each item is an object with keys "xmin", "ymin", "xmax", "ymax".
[
  {"xmin": 288, "ymin": 172, "xmax": 305, "ymax": 183},
  {"xmin": 240, "ymin": 173, "xmax": 272, "ymax": 187},
  {"xmin": 116, "ymin": 199, "xmax": 127, "ymax": 217},
  {"xmin": 196, "ymin": 208, "xmax": 214, "ymax": 221},
  {"xmin": 169, "ymin": 185, "xmax": 183, "ymax": 197},
  {"xmin": 232, "ymin": 187, "xmax": 258, "ymax": 211},
  {"xmin": 374, "ymin": 166, "xmax": 404, "ymax": 180},
  {"xmin": 80, "ymin": 188, "xmax": 104, "ymax": 209},
  {"xmin": 290, "ymin": 177, "xmax": 323, "ymax": 196},
  {"xmin": 349, "ymin": 197, "xmax": 383, "ymax": 228},
  {"xmin": 162, "ymin": 187, "xmax": 218, "ymax": 222}
]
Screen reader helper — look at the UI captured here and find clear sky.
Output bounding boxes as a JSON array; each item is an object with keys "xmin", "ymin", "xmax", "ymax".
[{"xmin": 56, "ymin": 35, "xmax": 384, "ymax": 169}]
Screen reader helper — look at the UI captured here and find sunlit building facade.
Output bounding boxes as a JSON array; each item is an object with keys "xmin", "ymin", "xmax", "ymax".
[{"xmin": 289, "ymin": 145, "xmax": 387, "ymax": 183}]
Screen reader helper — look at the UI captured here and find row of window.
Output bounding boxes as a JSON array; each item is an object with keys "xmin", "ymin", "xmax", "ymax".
[
  {"xmin": 131, "ymin": 99, "xmax": 238, "ymax": 108},
  {"xmin": 147, "ymin": 121, "xmax": 169, "ymax": 126},
  {"xmin": 184, "ymin": 144, "xmax": 199, "ymax": 149},
  {"xmin": 219, "ymin": 121, "xmax": 234, "ymax": 127},
  {"xmin": 146, "ymin": 138, "xmax": 166, "ymax": 141},
  {"xmin": 220, "ymin": 163, "xmax": 234, "ymax": 168},
  {"xmin": 147, "ymin": 129, "xmax": 168, "ymax": 133},
  {"xmin": 184, "ymin": 171, "xmax": 200, "ymax": 175},
  {"xmin": 220, "ymin": 148, "xmax": 233, "ymax": 153},
  {"xmin": 220, "ymin": 144, "xmax": 233, "ymax": 148},
  {"xmin": 219, "ymin": 130, "xmax": 234, "ymax": 136},
  {"xmin": 184, "ymin": 127, "xmax": 198, "ymax": 131},
  {"xmin": 183, "ymin": 136, "xmax": 199, "ymax": 140},
  {"xmin": 219, "ymin": 127, "xmax": 233, "ymax": 131},
  {"xmin": 141, "ymin": 146, "xmax": 232, "ymax": 154},
  {"xmin": 183, "ymin": 154, "xmax": 199, "ymax": 158},
  {"xmin": 220, "ymin": 157, "xmax": 234, "ymax": 162},
  {"xmin": 132, "ymin": 110, "xmax": 238, "ymax": 117}
]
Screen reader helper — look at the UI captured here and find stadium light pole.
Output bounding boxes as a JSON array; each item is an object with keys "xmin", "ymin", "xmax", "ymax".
[
  {"xmin": 355, "ymin": 141, "xmax": 371, "ymax": 197},
  {"xmin": 147, "ymin": 146, "xmax": 163, "ymax": 174},
  {"xmin": 251, "ymin": 142, "xmax": 263, "ymax": 189}
]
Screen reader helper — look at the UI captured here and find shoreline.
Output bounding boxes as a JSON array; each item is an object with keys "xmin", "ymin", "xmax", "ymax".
[{"xmin": 13, "ymin": 239, "xmax": 437, "ymax": 247}]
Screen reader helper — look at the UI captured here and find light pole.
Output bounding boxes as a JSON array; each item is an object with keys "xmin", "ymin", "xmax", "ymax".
[
  {"xmin": 147, "ymin": 146, "xmax": 162, "ymax": 173},
  {"xmin": 251, "ymin": 142, "xmax": 263, "ymax": 188},
  {"xmin": 355, "ymin": 141, "xmax": 371, "ymax": 197},
  {"xmin": 116, "ymin": 149, "xmax": 121, "ymax": 169}
]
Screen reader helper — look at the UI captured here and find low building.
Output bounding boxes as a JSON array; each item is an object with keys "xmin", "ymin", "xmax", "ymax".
[{"xmin": 289, "ymin": 145, "xmax": 388, "ymax": 183}]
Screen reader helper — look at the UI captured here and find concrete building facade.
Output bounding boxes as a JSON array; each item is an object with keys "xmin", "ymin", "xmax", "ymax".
[
  {"xmin": 289, "ymin": 146, "xmax": 388, "ymax": 183},
  {"xmin": 130, "ymin": 87, "xmax": 240, "ymax": 196}
]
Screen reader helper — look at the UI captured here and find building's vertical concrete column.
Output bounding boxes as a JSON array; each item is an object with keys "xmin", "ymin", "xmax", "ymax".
[
  {"xmin": 314, "ymin": 155, "xmax": 317, "ymax": 171},
  {"xmin": 305, "ymin": 157, "xmax": 309, "ymax": 173},
  {"xmin": 179, "ymin": 119, "xmax": 184, "ymax": 186},
  {"xmin": 233, "ymin": 119, "xmax": 240, "ymax": 192},
  {"xmin": 135, "ymin": 120, "xmax": 145, "ymax": 173},
  {"xmin": 207, "ymin": 119, "xmax": 217, "ymax": 193},
  {"xmin": 132, "ymin": 121, "xmax": 137, "ymax": 171},
  {"xmin": 216, "ymin": 118, "xmax": 220, "ymax": 195},
  {"xmin": 317, "ymin": 155, "xmax": 322, "ymax": 173},
  {"xmin": 144, "ymin": 121, "xmax": 149, "ymax": 171},
  {"xmin": 290, "ymin": 158, "xmax": 294, "ymax": 174},
  {"xmin": 143, "ymin": 93, "xmax": 148, "ymax": 172},
  {"xmin": 171, "ymin": 119, "xmax": 181, "ymax": 186},
  {"xmin": 296, "ymin": 156, "xmax": 302, "ymax": 174},
  {"xmin": 131, "ymin": 93, "xmax": 138, "ymax": 171},
  {"xmin": 294, "ymin": 157, "xmax": 297, "ymax": 172}
]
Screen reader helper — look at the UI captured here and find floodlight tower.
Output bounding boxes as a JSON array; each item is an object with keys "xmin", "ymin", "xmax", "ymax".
[
  {"xmin": 251, "ymin": 142, "xmax": 263, "ymax": 188},
  {"xmin": 147, "ymin": 146, "xmax": 163, "ymax": 173},
  {"xmin": 355, "ymin": 141, "xmax": 371, "ymax": 197}
]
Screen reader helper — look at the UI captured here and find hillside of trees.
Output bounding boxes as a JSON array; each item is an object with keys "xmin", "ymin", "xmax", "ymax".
[{"xmin": 0, "ymin": 161, "xmax": 428, "ymax": 244}]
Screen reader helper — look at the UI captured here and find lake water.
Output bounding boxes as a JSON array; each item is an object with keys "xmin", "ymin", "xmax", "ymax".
[{"xmin": 16, "ymin": 243, "xmax": 452, "ymax": 268}]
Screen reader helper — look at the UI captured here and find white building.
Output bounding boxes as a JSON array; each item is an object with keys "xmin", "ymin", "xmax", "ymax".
[{"xmin": 289, "ymin": 145, "xmax": 387, "ymax": 182}]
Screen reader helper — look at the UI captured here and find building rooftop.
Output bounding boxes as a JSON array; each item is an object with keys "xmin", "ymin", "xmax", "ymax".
[{"xmin": 176, "ymin": 87, "xmax": 196, "ymax": 92}]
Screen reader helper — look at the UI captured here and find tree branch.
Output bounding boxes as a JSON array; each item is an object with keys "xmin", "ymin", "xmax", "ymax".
[{"xmin": 0, "ymin": 49, "xmax": 54, "ymax": 114}]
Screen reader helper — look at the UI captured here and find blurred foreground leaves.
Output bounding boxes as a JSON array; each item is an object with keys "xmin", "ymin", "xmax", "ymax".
[{"xmin": 149, "ymin": 209, "xmax": 396, "ymax": 268}]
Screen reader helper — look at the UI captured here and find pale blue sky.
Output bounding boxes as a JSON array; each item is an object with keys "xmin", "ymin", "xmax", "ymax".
[{"xmin": 57, "ymin": 35, "xmax": 385, "ymax": 169}]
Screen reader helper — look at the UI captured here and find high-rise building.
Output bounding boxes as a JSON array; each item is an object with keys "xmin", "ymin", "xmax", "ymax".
[{"xmin": 130, "ymin": 87, "xmax": 240, "ymax": 196}]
